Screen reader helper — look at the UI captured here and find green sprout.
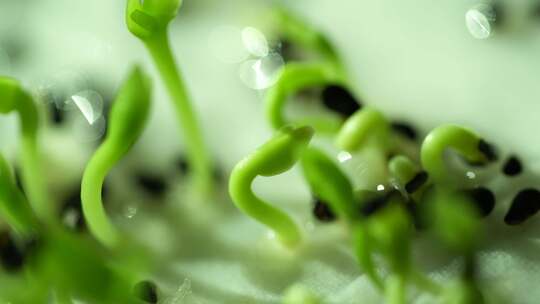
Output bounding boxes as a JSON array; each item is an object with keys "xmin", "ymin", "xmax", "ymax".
[
  {"xmin": 265, "ymin": 62, "xmax": 346, "ymax": 133},
  {"xmin": 0, "ymin": 153, "xmax": 38, "ymax": 237},
  {"xmin": 282, "ymin": 284, "xmax": 320, "ymax": 304},
  {"xmin": 0, "ymin": 77, "xmax": 52, "ymax": 224},
  {"xmin": 300, "ymin": 146, "xmax": 355, "ymax": 221},
  {"xmin": 271, "ymin": 7, "xmax": 343, "ymax": 71},
  {"xmin": 421, "ymin": 125, "xmax": 496, "ymax": 185},
  {"xmin": 335, "ymin": 106, "xmax": 391, "ymax": 153},
  {"xmin": 126, "ymin": 0, "xmax": 214, "ymax": 195},
  {"xmin": 229, "ymin": 125, "xmax": 314, "ymax": 248},
  {"xmin": 81, "ymin": 66, "xmax": 151, "ymax": 249},
  {"xmin": 388, "ymin": 155, "xmax": 429, "ymax": 200}
]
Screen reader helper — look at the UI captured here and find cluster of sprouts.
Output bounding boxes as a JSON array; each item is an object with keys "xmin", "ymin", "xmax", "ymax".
[{"xmin": 0, "ymin": 1, "xmax": 537, "ymax": 304}]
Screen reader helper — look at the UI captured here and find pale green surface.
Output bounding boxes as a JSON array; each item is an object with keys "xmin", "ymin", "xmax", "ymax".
[{"xmin": 0, "ymin": 0, "xmax": 540, "ymax": 303}]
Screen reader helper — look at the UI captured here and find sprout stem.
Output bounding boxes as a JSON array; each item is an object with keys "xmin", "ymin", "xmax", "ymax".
[
  {"xmin": 144, "ymin": 31, "xmax": 213, "ymax": 195},
  {"xmin": 229, "ymin": 126, "xmax": 313, "ymax": 248}
]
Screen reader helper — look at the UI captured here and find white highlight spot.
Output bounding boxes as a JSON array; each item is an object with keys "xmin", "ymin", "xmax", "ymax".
[
  {"xmin": 70, "ymin": 90, "xmax": 103, "ymax": 125},
  {"xmin": 466, "ymin": 4, "xmax": 495, "ymax": 39},
  {"xmin": 242, "ymin": 27, "xmax": 269, "ymax": 57},
  {"xmin": 377, "ymin": 184, "xmax": 385, "ymax": 191},
  {"xmin": 239, "ymin": 53, "xmax": 284, "ymax": 90},
  {"xmin": 337, "ymin": 151, "xmax": 352, "ymax": 163}
]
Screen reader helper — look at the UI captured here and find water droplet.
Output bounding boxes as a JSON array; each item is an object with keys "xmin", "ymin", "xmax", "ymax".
[
  {"xmin": 123, "ymin": 205, "xmax": 138, "ymax": 219},
  {"xmin": 70, "ymin": 90, "xmax": 103, "ymax": 125},
  {"xmin": 209, "ymin": 25, "xmax": 248, "ymax": 63},
  {"xmin": 66, "ymin": 90, "xmax": 106, "ymax": 142},
  {"xmin": 466, "ymin": 4, "xmax": 496, "ymax": 39},
  {"xmin": 377, "ymin": 184, "xmax": 385, "ymax": 191},
  {"xmin": 337, "ymin": 151, "xmax": 352, "ymax": 163},
  {"xmin": 242, "ymin": 27, "xmax": 269, "ymax": 57},
  {"xmin": 239, "ymin": 52, "xmax": 284, "ymax": 90}
]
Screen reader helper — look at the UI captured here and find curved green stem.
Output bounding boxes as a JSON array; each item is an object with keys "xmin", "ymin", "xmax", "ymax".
[
  {"xmin": 272, "ymin": 7, "xmax": 343, "ymax": 71},
  {"xmin": 126, "ymin": 0, "xmax": 213, "ymax": 195},
  {"xmin": 0, "ymin": 153, "xmax": 38, "ymax": 237},
  {"xmin": 0, "ymin": 77, "xmax": 53, "ymax": 223},
  {"xmin": 266, "ymin": 62, "xmax": 346, "ymax": 133},
  {"xmin": 385, "ymin": 274, "xmax": 406, "ymax": 304},
  {"xmin": 335, "ymin": 107, "xmax": 391, "ymax": 153},
  {"xmin": 421, "ymin": 125, "xmax": 496, "ymax": 184},
  {"xmin": 229, "ymin": 126, "xmax": 314, "ymax": 248},
  {"xmin": 388, "ymin": 155, "xmax": 429, "ymax": 199},
  {"xmin": 388, "ymin": 155, "xmax": 418, "ymax": 186},
  {"xmin": 300, "ymin": 147, "xmax": 355, "ymax": 221},
  {"xmin": 352, "ymin": 222, "xmax": 384, "ymax": 290},
  {"xmin": 144, "ymin": 32, "xmax": 213, "ymax": 195},
  {"xmin": 81, "ymin": 144, "xmax": 122, "ymax": 248},
  {"xmin": 81, "ymin": 66, "xmax": 151, "ymax": 248}
]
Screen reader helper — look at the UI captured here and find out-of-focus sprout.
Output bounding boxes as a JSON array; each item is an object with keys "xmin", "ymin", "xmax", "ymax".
[
  {"xmin": 31, "ymin": 228, "xmax": 142, "ymax": 304},
  {"xmin": 442, "ymin": 280, "xmax": 484, "ymax": 304},
  {"xmin": 271, "ymin": 7, "xmax": 343, "ymax": 71},
  {"xmin": 229, "ymin": 126, "xmax": 314, "ymax": 248},
  {"xmin": 388, "ymin": 155, "xmax": 429, "ymax": 200},
  {"xmin": 300, "ymin": 147, "xmax": 355, "ymax": 221},
  {"xmin": 421, "ymin": 125, "xmax": 497, "ymax": 185},
  {"xmin": 0, "ymin": 153, "xmax": 38, "ymax": 237},
  {"xmin": 335, "ymin": 107, "xmax": 391, "ymax": 153},
  {"xmin": 282, "ymin": 284, "xmax": 320, "ymax": 304},
  {"xmin": 126, "ymin": 0, "xmax": 214, "ymax": 195},
  {"xmin": 0, "ymin": 77, "xmax": 52, "ymax": 223},
  {"xmin": 266, "ymin": 62, "xmax": 346, "ymax": 133},
  {"xmin": 82, "ymin": 66, "xmax": 151, "ymax": 249},
  {"xmin": 424, "ymin": 189, "xmax": 482, "ymax": 254}
]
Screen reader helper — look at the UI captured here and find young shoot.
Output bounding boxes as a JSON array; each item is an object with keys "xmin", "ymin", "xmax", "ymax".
[
  {"xmin": 229, "ymin": 125, "xmax": 314, "ymax": 248},
  {"xmin": 421, "ymin": 125, "xmax": 497, "ymax": 185},
  {"xmin": 0, "ymin": 153, "xmax": 38, "ymax": 237},
  {"xmin": 81, "ymin": 66, "xmax": 151, "ymax": 249},
  {"xmin": 388, "ymin": 155, "xmax": 429, "ymax": 199},
  {"xmin": 265, "ymin": 62, "xmax": 347, "ymax": 133},
  {"xmin": 300, "ymin": 147, "xmax": 355, "ymax": 221},
  {"xmin": 0, "ymin": 77, "xmax": 52, "ymax": 223},
  {"xmin": 126, "ymin": 0, "xmax": 214, "ymax": 195},
  {"xmin": 271, "ymin": 7, "xmax": 343, "ymax": 72},
  {"xmin": 335, "ymin": 106, "xmax": 392, "ymax": 153}
]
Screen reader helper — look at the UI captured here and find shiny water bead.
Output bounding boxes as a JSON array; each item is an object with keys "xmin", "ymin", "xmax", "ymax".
[
  {"xmin": 465, "ymin": 3, "xmax": 500, "ymax": 40},
  {"xmin": 312, "ymin": 197, "xmax": 336, "ymax": 222},
  {"xmin": 465, "ymin": 187, "xmax": 495, "ymax": 217},
  {"xmin": 391, "ymin": 122, "xmax": 418, "ymax": 141},
  {"xmin": 504, "ymin": 188, "xmax": 540, "ymax": 225},
  {"xmin": 502, "ymin": 155, "xmax": 522, "ymax": 177},
  {"xmin": 0, "ymin": 231, "xmax": 25, "ymax": 272},
  {"xmin": 135, "ymin": 173, "xmax": 168, "ymax": 198},
  {"xmin": 405, "ymin": 171, "xmax": 429, "ymax": 194},
  {"xmin": 133, "ymin": 280, "xmax": 158, "ymax": 303},
  {"xmin": 321, "ymin": 85, "xmax": 361, "ymax": 118}
]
